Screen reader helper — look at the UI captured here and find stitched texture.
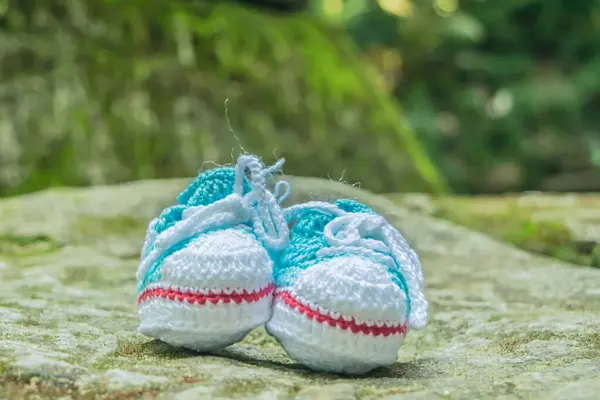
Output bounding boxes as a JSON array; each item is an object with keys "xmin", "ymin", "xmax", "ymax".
[
  {"xmin": 275, "ymin": 290, "xmax": 408, "ymax": 337},
  {"xmin": 267, "ymin": 199, "xmax": 428, "ymax": 375},
  {"xmin": 136, "ymin": 154, "xmax": 289, "ymax": 351},
  {"xmin": 273, "ymin": 199, "xmax": 376, "ymax": 288},
  {"xmin": 140, "ymin": 168, "xmax": 250, "ymax": 260},
  {"xmin": 138, "ymin": 283, "xmax": 275, "ymax": 306}
]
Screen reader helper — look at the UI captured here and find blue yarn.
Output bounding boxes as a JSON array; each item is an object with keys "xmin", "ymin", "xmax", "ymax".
[
  {"xmin": 275, "ymin": 199, "xmax": 373, "ymax": 286},
  {"xmin": 152, "ymin": 167, "xmax": 250, "ymax": 236},
  {"xmin": 153, "ymin": 205, "xmax": 187, "ymax": 235},
  {"xmin": 274, "ymin": 199, "xmax": 411, "ymax": 317},
  {"xmin": 139, "ymin": 167, "xmax": 251, "ymax": 288},
  {"xmin": 335, "ymin": 199, "xmax": 373, "ymax": 214},
  {"xmin": 180, "ymin": 168, "xmax": 249, "ymax": 207}
]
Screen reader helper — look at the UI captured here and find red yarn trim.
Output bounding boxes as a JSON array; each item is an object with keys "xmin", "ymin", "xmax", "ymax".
[
  {"xmin": 138, "ymin": 283, "xmax": 274, "ymax": 306},
  {"xmin": 276, "ymin": 291, "xmax": 407, "ymax": 337}
]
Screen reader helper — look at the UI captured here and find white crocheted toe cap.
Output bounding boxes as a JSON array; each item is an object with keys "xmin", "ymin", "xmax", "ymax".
[
  {"xmin": 138, "ymin": 288, "xmax": 273, "ymax": 351},
  {"xmin": 267, "ymin": 255, "xmax": 409, "ymax": 374},
  {"xmin": 137, "ymin": 227, "xmax": 275, "ymax": 351},
  {"xmin": 289, "ymin": 255, "xmax": 407, "ymax": 325},
  {"xmin": 158, "ymin": 227, "xmax": 273, "ymax": 292}
]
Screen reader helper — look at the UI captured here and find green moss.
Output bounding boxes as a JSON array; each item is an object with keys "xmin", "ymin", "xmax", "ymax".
[
  {"xmin": 579, "ymin": 332, "xmax": 600, "ymax": 360},
  {"xmin": 0, "ymin": 375, "xmax": 163, "ymax": 400},
  {"xmin": 69, "ymin": 216, "xmax": 147, "ymax": 239},
  {"xmin": 496, "ymin": 331, "xmax": 600, "ymax": 359},
  {"xmin": 392, "ymin": 194, "xmax": 593, "ymax": 267},
  {"xmin": 112, "ymin": 339, "xmax": 199, "ymax": 362},
  {"xmin": 18, "ymin": 316, "xmax": 42, "ymax": 328},
  {"xmin": 61, "ymin": 266, "xmax": 104, "ymax": 286},
  {"xmin": 357, "ymin": 385, "xmax": 416, "ymax": 399},
  {"xmin": 0, "ymin": 234, "xmax": 62, "ymax": 257},
  {"xmin": 434, "ymin": 204, "xmax": 573, "ymax": 256},
  {"xmin": 213, "ymin": 378, "xmax": 271, "ymax": 398},
  {"xmin": 496, "ymin": 331, "xmax": 562, "ymax": 356},
  {"xmin": 0, "ymin": 377, "xmax": 70, "ymax": 400},
  {"xmin": 579, "ymin": 332, "xmax": 600, "ymax": 351},
  {"xmin": 60, "ymin": 265, "xmax": 135, "ymax": 288},
  {"xmin": 0, "ymin": 359, "xmax": 15, "ymax": 376},
  {"xmin": 501, "ymin": 220, "xmax": 576, "ymax": 261},
  {"xmin": 591, "ymin": 244, "xmax": 600, "ymax": 268},
  {"xmin": 239, "ymin": 328, "xmax": 280, "ymax": 349},
  {"xmin": 0, "ymin": 266, "xmax": 23, "ymax": 281},
  {"xmin": 0, "ymin": 300, "xmax": 26, "ymax": 311}
]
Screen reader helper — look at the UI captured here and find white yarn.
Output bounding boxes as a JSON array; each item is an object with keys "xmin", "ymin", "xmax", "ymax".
[
  {"xmin": 136, "ymin": 155, "xmax": 290, "ymax": 351},
  {"xmin": 137, "ymin": 155, "xmax": 290, "ymax": 281},
  {"xmin": 235, "ymin": 155, "xmax": 290, "ymax": 251},
  {"xmin": 140, "ymin": 218, "xmax": 159, "ymax": 260},
  {"xmin": 139, "ymin": 288, "xmax": 273, "ymax": 351},
  {"xmin": 321, "ymin": 213, "xmax": 428, "ymax": 330},
  {"xmin": 268, "ymin": 292, "xmax": 404, "ymax": 374},
  {"xmin": 136, "ymin": 194, "xmax": 250, "ymax": 281},
  {"xmin": 267, "ymin": 251, "xmax": 409, "ymax": 374},
  {"xmin": 284, "ymin": 201, "xmax": 428, "ymax": 330}
]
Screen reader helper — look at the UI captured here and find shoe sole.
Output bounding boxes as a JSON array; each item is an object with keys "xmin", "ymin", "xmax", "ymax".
[
  {"xmin": 137, "ymin": 282, "xmax": 274, "ymax": 351},
  {"xmin": 266, "ymin": 290, "xmax": 407, "ymax": 374}
]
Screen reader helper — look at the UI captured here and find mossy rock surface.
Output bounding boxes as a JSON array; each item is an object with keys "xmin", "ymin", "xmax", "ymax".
[
  {"xmin": 387, "ymin": 192, "xmax": 600, "ymax": 268},
  {"xmin": 1, "ymin": 177, "xmax": 600, "ymax": 399}
]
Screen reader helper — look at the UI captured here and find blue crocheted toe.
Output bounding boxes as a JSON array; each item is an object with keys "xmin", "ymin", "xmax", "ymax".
[
  {"xmin": 178, "ymin": 168, "xmax": 247, "ymax": 207},
  {"xmin": 273, "ymin": 199, "xmax": 372, "ymax": 287},
  {"xmin": 274, "ymin": 199, "xmax": 410, "ymax": 306},
  {"xmin": 152, "ymin": 168, "xmax": 249, "ymax": 236}
]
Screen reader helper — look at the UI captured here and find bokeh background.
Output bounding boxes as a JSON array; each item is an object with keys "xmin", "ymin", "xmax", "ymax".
[{"xmin": 2, "ymin": 0, "xmax": 600, "ymax": 197}]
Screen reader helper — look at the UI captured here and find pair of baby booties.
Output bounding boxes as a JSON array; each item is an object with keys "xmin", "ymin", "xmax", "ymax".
[{"xmin": 135, "ymin": 154, "xmax": 428, "ymax": 375}]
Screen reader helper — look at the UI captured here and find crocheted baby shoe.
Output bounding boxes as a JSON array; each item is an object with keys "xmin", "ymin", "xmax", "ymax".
[
  {"xmin": 266, "ymin": 199, "xmax": 428, "ymax": 374},
  {"xmin": 136, "ymin": 155, "xmax": 290, "ymax": 351}
]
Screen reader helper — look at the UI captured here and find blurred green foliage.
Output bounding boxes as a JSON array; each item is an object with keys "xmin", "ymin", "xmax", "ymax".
[
  {"xmin": 314, "ymin": 0, "xmax": 600, "ymax": 193},
  {"xmin": 2, "ymin": 0, "xmax": 599, "ymax": 196},
  {"xmin": 0, "ymin": 0, "xmax": 445, "ymax": 196}
]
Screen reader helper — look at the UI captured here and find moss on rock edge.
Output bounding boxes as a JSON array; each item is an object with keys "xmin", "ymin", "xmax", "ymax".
[{"xmin": 387, "ymin": 192, "xmax": 600, "ymax": 268}]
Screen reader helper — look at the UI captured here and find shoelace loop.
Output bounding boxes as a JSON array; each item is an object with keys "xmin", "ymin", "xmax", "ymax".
[
  {"xmin": 235, "ymin": 155, "xmax": 290, "ymax": 251},
  {"xmin": 284, "ymin": 201, "xmax": 428, "ymax": 330},
  {"xmin": 137, "ymin": 156, "xmax": 290, "ymax": 283},
  {"xmin": 322, "ymin": 213, "xmax": 390, "ymax": 253}
]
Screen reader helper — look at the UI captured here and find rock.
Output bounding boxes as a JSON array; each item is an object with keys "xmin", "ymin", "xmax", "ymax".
[
  {"xmin": 387, "ymin": 192, "xmax": 600, "ymax": 267},
  {"xmin": 1, "ymin": 177, "xmax": 599, "ymax": 399},
  {"xmin": 295, "ymin": 383, "xmax": 356, "ymax": 400}
]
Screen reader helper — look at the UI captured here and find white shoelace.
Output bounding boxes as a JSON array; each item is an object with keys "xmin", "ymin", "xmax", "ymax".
[
  {"xmin": 235, "ymin": 155, "xmax": 290, "ymax": 251},
  {"xmin": 285, "ymin": 201, "xmax": 428, "ymax": 330},
  {"xmin": 136, "ymin": 155, "xmax": 290, "ymax": 282}
]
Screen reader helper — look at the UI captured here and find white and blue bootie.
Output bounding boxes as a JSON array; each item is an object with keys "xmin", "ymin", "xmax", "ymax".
[
  {"xmin": 266, "ymin": 199, "xmax": 428, "ymax": 374},
  {"xmin": 136, "ymin": 155, "xmax": 290, "ymax": 351}
]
